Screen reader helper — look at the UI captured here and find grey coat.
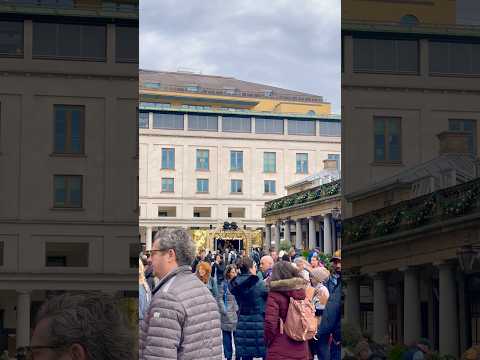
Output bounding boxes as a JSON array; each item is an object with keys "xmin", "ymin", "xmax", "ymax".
[
  {"xmin": 139, "ymin": 265, "xmax": 222, "ymax": 360},
  {"xmin": 217, "ymin": 280, "xmax": 238, "ymax": 332}
]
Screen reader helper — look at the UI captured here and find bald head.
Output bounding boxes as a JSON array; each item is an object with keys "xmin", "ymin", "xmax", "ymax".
[{"xmin": 260, "ymin": 255, "xmax": 274, "ymax": 273}]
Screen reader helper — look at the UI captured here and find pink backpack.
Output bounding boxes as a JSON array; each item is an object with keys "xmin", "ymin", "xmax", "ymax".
[{"xmin": 279, "ymin": 297, "xmax": 318, "ymax": 341}]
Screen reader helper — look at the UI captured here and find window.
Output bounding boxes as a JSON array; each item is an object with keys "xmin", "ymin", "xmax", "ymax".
[
  {"xmin": 255, "ymin": 117, "xmax": 284, "ymax": 134},
  {"xmin": 116, "ymin": 26, "xmax": 138, "ymax": 63},
  {"xmin": 161, "ymin": 148, "xmax": 175, "ymax": 170},
  {"xmin": 264, "ymin": 180, "xmax": 276, "ymax": 194},
  {"xmin": 296, "ymin": 153, "xmax": 308, "ymax": 174},
  {"xmin": 328, "ymin": 154, "xmax": 341, "ymax": 170},
  {"xmin": 54, "ymin": 175, "xmax": 82, "ymax": 208},
  {"xmin": 188, "ymin": 114, "xmax": 218, "ymax": 131},
  {"xmin": 231, "ymin": 180, "xmax": 243, "ymax": 194},
  {"xmin": 196, "ymin": 149, "xmax": 209, "ymax": 170},
  {"xmin": 449, "ymin": 119, "xmax": 477, "ymax": 155},
  {"xmin": 140, "ymin": 102, "xmax": 171, "ymax": 110},
  {"xmin": 54, "ymin": 105, "xmax": 85, "ymax": 154},
  {"xmin": 158, "ymin": 206, "xmax": 176, "ymax": 217},
  {"xmin": 374, "ymin": 117, "xmax": 402, "ymax": 162},
  {"xmin": 144, "ymin": 82, "xmax": 161, "ymax": 89},
  {"xmin": 400, "ymin": 14, "xmax": 419, "ymax": 26},
  {"xmin": 0, "ymin": 21, "xmax": 23, "ymax": 57},
  {"xmin": 264, "ymin": 152, "xmax": 276, "ymax": 173},
  {"xmin": 193, "ymin": 207, "xmax": 211, "ymax": 218},
  {"xmin": 152, "ymin": 112, "xmax": 184, "ymax": 129},
  {"xmin": 430, "ymin": 41, "xmax": 480, "ymax": 75},
  {"xmin": 230, "ymin": 151, "xmax": 243, "ymax": 171},
  {"xmin": 228, "ymin": 207, "xmax": 245, "ymax": 218},
  {"xmin": 353, "ymin": 37, "xmax": 419, "ymax": 74},
  {"xmin": 182, "ymin": 104, "xmax": 211, "ymax": 110},
  {"xmin": 196, "ymin": 179, "xmax": 209, "ymax": 193},
  {"xmin": 33, "ymin": 22, "xmax": 106, "ymax": 60},
  {"xmin": 161, "ymin": 178, "xmax": 174, "ymax": 192},
  {"xmin": 319, "ymin": 120, "xmax": 341, "ymax": 137},
  {"xmin": 222, "ymin": 115, "xmax": 251, "ymax": 133},
  {"xmin": 138, "ymin": 111, "xmax": 149, "ymax": 129},
  {"xmin": 288, "ymin": 119, "xmax": 316, "ymax": 135},
  {"xmin": 45, "ymin": 242, "xmax": 88, "ymax": 267}
]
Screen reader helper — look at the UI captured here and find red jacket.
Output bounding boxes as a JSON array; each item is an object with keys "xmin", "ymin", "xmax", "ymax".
[{"xmin": 264, "ymin": 277, "xmax": 309, "ymax": 360}]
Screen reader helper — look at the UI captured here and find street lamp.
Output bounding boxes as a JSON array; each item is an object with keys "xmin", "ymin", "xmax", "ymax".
[{"xmin": 457, "ymin": 245, "xmax": 479, "ymax": 273}]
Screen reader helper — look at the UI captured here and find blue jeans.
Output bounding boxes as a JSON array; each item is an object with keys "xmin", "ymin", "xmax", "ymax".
[
  {"xmin": 315, "ymin": 333, "xmax": 331, "ymax": 360},
  {"xmin": 222, "ymin": 330, "xmax": 234, "ymax": 360}
]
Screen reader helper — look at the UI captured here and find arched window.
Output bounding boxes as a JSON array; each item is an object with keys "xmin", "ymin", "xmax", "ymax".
[
  {"xmin": 307, "ymin": 110, "xmax": 316, "ymax": 115},
  {"xmin": 400, "ymin": 14, "xmax": 419, "ymax": 26}
]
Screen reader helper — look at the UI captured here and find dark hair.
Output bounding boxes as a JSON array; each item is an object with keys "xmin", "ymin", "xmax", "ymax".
[
  {"xmin": 237, "ymin": 257, "xmax": 255, "ymax": 274},
  {"xmin": 34, "ymin": 292, "xmax": 135, "ymax": 360},
  {"xmin": 269, "ymin": 247, "xmax": 276, "ymax": 253},
  {"xmin": 224, "ymin": 264, "xmax": 237, "ymax": 279},
  {"xmin": 281, "ymin": 254, "xmax": 291, "ymax": 262},
  {"xmin": 270, "ymin": 260, "xmax": 301, "ymax": 281}
]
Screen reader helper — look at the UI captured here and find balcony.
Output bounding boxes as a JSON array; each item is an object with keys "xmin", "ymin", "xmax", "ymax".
[
  {"xmin": 264, "ymin": 180, "xmax": 341, "ymax": 216},
  {"xmin": 343, "ymin": 177, "xmax": 480, "ymax": 245}
]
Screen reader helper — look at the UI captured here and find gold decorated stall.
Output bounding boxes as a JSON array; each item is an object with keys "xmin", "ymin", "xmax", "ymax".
[{"xmin": 190, "ymin": 227, "xmax": 263, "ymax": 251}]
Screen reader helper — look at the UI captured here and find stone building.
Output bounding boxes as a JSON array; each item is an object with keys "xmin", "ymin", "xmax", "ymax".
[
  {"xmin": 139, "ymin": 69, "xmax": 341, "ymax": 251},
  {"xmin": 0, "ymin": 1, "xmax": 138, "ymax": 355}
]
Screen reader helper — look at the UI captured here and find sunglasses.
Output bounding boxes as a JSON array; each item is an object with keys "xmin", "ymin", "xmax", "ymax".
[{"xmin": 16, "ymin": 346, "xmax": 63, "ymax": 360}]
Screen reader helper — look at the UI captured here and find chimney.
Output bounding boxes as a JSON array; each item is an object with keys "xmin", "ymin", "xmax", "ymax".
[
  {"xmin": 437, "ymin": 131, "xmax": 470, "ymax": 155},
  {"xmin": 323, "ymin": 159, "xmax": 338, "ymax": 170}
]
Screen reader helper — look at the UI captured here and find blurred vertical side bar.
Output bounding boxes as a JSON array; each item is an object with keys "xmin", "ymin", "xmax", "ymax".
[
  {"xmin": 342, "ymin": 0, "xmax": 480, "ymax": 358},
  {"xmin": 0, "ymin": 0, "xmax": 139, "ymax": 357}
]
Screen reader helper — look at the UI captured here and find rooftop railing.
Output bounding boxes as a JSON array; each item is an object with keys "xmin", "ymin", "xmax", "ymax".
[
  {"xmin": 343, "ymin": 177, "xmax": 480, "ymax": 246},
  {"xmin": 264, "ymin": 180, "xmax": 341, "ymax": 216}
]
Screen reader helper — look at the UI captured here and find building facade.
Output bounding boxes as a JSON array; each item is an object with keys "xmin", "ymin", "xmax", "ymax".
[
  {"xmin": 263, "ymin": 163, "xmax": 341, "ymax": 254},
  {"xmin": 342, "ymin": 0, "xmax": 480, "ymax": 356},
  {"xmin": 0, "ymin": 1, "xmax": 138, "ymax": 355},
  {"xmin": 139, "ymin": 70, "xmax": 341, "ymax": 251}
]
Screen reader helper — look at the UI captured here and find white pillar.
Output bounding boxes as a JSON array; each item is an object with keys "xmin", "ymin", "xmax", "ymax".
[
  {"xmin": 146, "ymin": 226, "xmax": 153, "ymax": 251},
  {"xmin": 323, "ymin": 213, "xmax": 332, "ymax": 255},
  {"xmin": 372, "ymin": 273, "xmax": 388, "ymax": 344},
  {"xmin": 295, "ymin": 219, "xmax": 303, "ymax": 249},
  {"xmin": 16, "ymin": 291, "xmax": 31, "ymax": 349},
  {"xmin": 265, "ymin": 225, "xmax": 271, "ymax": 249},
  {"xmin": 274, "ymin": 221, "xmax": 281, "ymax": 251},
  {"xmin": 438, "ymin": 262, "xmax": 459, "ymax": 357},
  {"xmin": 284, "ymin": 219, "xmax": 291, "ymax": 247},
  {"xmin": 308, "ymin": 217, "xmax": 316, "ymax": 250},
  {"xmin": 345, "ymin": 275, "xmax": 361, "ymax": 328},
  {"xmin": 402, "ymin": 267, "xmax": 421, "ymax": 346}
]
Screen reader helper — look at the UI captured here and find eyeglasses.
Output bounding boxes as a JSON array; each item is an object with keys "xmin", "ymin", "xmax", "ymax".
[{"xmin": 16, "ymin": 346, "xmax": 63, "ymax": 360}]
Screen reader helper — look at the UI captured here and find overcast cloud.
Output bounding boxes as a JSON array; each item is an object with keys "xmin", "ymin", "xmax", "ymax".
[{"xmin": 140, "ymin": 0, "xmax": 341, "ymax": 114}]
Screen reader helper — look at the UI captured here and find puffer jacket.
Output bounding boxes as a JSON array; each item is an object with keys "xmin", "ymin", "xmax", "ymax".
[
  {"xmin": 217, "ymin": 280, "xmax": 238, "ymax": 332},
  {"xmin": 264, "ymin": 277, "xmax": 310, "ymax": 360},
  {"xmin": 230, "ymin": 273, "xmax": 268, "ymax": 358},
  {"xmin": 139, "ymin": 265, "xmax": 222, "ymax": 360}
]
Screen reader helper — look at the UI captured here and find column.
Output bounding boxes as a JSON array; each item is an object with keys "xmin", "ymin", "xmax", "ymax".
[
  {"xmin": 146, "ymin": 226, "xmax": 153, "ymax": 251},
  {"xmin": 308, "ymin": 217, "xmax": 316, "ymax": 250},
  {"xmin": 265, "ymin": 224, "xmax": 271, "ymax": 249},
  {"xmin": 438, "ymin": 262, "xmax": 459, "ymax": 357},
  {"xmin": 16, "ymin": 291, "xmax": 31, "ymax": 349},
  {"xmin": 284, "ymin": 219, "xmax": 291, "ymax": 247},
  {"xmin": 274, "ymin": 221, "xmax": 281, "ymax": 251},
  {"xmin": 345, "ymin": 275, "xmax": 361, "ymax": 327},
  {"xmin": 402, "ymin": 267, "xmax": 421, "ymax": 345},
  {"xmin": 295, "ymin": 219, "xmax": 303, "ymax": 250},
  {"xmin": 323, "ymin": 213, "xmax": 332, "ymax": 255},
  {"xmin": 372, "ymin": 273, "xmax": 388, "ymax": 344}
]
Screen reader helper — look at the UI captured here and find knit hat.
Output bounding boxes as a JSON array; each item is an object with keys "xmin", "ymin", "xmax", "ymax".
[{"xmin": 310, "ymin": 266, "xmax": 330, "ymax": 287}]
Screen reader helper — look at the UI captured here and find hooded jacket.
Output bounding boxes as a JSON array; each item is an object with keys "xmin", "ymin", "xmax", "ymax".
[
  {"xmin": 229, "ymin": 273, "xmax": 268, "ymax": 358},
  {"xmin": 264, "ymin": 277, "xmax": 310, "ymax": 360},
  {"xmin": 139, "ymin": 265, "xmax": 222, "ymax": 360}
]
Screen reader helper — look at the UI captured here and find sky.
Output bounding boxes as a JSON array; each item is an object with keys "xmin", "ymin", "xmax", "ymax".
[{"xmin": 139, "ymin": 0, "xmax": 341, "ymax": 114}]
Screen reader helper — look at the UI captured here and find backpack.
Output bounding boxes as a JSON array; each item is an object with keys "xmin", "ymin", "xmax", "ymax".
[{"xmin": 279, "ymin": 297, "xmax": 318, "ymax": 341}]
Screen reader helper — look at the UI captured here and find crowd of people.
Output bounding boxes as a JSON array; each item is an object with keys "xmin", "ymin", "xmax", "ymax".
[{"xmin": 139, "ymin": 228, "xmax": 341, "ymax": 360}]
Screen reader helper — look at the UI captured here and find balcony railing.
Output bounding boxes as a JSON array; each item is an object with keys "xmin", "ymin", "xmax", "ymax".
[
  {"xmin": 343, "ymin": 177, "xmax": 480, "ymax": 245},
  {"xmin": 140, "ymin": 82, "xmax": 325, "ymax": 104},
  {"xmin": 264, "ymin": 180, "xmax": 341, "ymax": 216}
]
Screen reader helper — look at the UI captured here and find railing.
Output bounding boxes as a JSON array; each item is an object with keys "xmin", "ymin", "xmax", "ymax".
[
  {"xmin": 140, "ymin": 82, "xmax": 325, "ymax": 103},
  {"xmin": 264, "ymin": 180, "xmax": 341, "ymax": 216},
  {"xmin": 343, "ymin": 177, "xmax": 480, "ymax": 245}
]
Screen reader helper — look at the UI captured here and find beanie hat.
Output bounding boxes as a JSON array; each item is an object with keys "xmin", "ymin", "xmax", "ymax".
[{"xmin": 310, "ymin": 266, "xmax": 330, "ymax": 287}]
